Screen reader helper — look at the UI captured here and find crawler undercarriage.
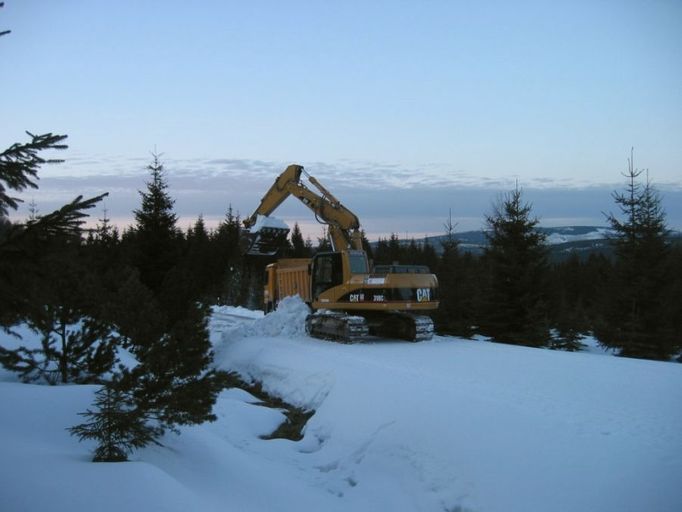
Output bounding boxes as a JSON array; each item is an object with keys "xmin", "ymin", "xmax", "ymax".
[{"xmin": 305, "ymin": 310, "xmax": 434, "ymax": 344}]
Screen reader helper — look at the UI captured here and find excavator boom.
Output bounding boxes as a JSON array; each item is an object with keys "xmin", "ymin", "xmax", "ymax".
[{"xmin": 244, "ymin": 164, "xmax": 363, "ymax": 254}]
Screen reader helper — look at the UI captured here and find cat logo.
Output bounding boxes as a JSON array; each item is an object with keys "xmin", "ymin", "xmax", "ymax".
[{"xmin": 416, "ymin": 288, "xmax": 431, "ymax": 302}]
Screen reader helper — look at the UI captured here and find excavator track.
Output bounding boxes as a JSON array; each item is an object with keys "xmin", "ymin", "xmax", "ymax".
[
  {"xmin": 370, "ymin": 312, "xmax": 434, "ymax": 342},
  {"xmin": 305, "ymin": 311, "xmax": 434, "ymax": 343},
  {"xmin": 411, "ymin": 315, "xmax": 435, "ymax": 341},
  {"xmin": 305, "ymin": 311, "xmax": 369, "ymax": 344}
]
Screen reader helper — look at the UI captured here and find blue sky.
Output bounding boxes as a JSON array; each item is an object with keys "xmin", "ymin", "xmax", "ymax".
[{"xmin": 2, "ymin": 1, "xmax": 681, "ymax": 238}]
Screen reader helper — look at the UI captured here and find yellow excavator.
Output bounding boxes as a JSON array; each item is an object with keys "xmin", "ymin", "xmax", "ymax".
[{"xmin": 243, "ymin": 164, "xmax": 439, "ymax": 343}]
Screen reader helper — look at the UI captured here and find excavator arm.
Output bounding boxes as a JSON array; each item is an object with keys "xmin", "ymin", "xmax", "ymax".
[{"xmin": 244, "ymin": 164, "xmax": 364, "ymax": 254}]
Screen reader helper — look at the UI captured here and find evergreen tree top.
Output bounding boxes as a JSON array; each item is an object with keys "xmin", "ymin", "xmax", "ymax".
[
  {"xmin": 485, "ymin": 186, "xmax": 545, "ymax": 251},
  {"xmin": 134, "ymin": 153, "xmax": 177, "ymax": 233},
  {"xmin": 604, "ymin": 150, "xmax": 670, "ymax": 273}
]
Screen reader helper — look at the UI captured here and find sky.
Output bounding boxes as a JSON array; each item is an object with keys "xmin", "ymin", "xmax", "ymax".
[{"xmin": 2, "ymin": 0, "xmax": 681, "ymax": 239}]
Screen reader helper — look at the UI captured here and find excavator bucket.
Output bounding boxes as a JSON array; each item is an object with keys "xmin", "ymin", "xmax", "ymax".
[{"xmin": 243, "ymin": 215, "xmax": 290, "ymax": 256}]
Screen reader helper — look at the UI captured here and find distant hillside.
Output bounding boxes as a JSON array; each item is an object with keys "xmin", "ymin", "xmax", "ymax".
[{"xmin": 372, "ymin": 226, "xmax": 682, "ymax": 262}]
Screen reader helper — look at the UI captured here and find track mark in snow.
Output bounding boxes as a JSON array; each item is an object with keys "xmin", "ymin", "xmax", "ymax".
[
  {"xmin": 350, "ymin": 420, "xmax": 396, "ymax": 465},
  {"xmin": 313, "ymin": 421, "xmax": 402, "ymax": 499}
]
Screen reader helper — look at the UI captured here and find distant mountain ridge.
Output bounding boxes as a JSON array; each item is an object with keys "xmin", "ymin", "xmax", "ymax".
[{"xmin": 371, "ymin": 226, "xmax": 682, "ymax": 262}]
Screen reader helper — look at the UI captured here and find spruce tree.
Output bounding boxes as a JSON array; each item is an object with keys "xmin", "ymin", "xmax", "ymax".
[
  {"xmin": 420, "ymin": 238, "xmax": 439, "ymax": 272},
  {"xmin": 290, "ymin": 222, "xmax": 309, "ymax": 257},
  {"xmin": 316, "ymin": 228, "xmax": 332, "ymax": 252},
  {"xmin": 184, "ymin": 214, "xmax": 214, "ymax": 301},
  {"xmin": 480, "ymin": 186, "xmax": 549, "ymax": 346},
  {"xmin": 405, "ymin": 238, "xmax": 420, "ymax": 264},
  {"xmin": 131, "ymin": 152, "xmax": 179, "ymax": 293},
  {"xmin": 597, "ymin": 151, "xmax": 677, "ymax": 359},
  {"xmin": 360, "ymin": 230, "xmax": 373, "ymax": 261},
  {"xmin": 69, "ymin": 154, "xmax": 230, "ymax": 460},
  {"xmin": 118, "ymin": 302, "xmax": 227, "ymax": 434},
  {"xmin": 215, "ymin": 207, "xmax": 244, "ymax": 305},
  {"xmin": 433, "ymin": 212, "xmax": 475, "ymax": 336},
  {"xmin": 547, "ymin": 253, "xmax": 590, "ymax": 351},
  {"xmin": 387, "ymin": 233, "xmax": 402, "ymax": 263},
  {"xmin": 69, "ymin": 384, "xmax": 162, "ymax": 462},
  {"xmin": 374, "ymin": 236, "xmax": 389, "ymax": 264}
]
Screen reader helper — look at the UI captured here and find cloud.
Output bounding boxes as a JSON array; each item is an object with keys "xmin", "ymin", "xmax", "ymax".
[{"xmin": 11, "ymin": 154, "xmax": 682, "ymax": 238}]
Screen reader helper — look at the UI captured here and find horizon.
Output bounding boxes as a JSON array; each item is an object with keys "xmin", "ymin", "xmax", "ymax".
[{"xmin": 10, "ymin": 152, "xmax": 682, "ymax": 241}]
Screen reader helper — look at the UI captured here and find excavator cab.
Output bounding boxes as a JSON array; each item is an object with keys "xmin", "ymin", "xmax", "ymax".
[{"xmin": 311, "ymin": 252, "xmax": 344, "ymax": 300}]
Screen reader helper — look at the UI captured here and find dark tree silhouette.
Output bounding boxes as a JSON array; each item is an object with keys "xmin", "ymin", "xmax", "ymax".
[
  {"xmin": 130, "ymin": 152, "xmax": 179, "ymax": 293},
  {"xmin": 69, "ymin": 384, "xmax": 162, "ymax": 462},
  {"xmin": 597, "ymin": 150, "xmax": 678, "ymax": 359},
  {"xmin": 479, "ymin": 186, "xmax": 549, "ymax": 346}
]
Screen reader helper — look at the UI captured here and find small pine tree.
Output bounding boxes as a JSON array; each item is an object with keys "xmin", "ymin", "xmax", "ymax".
[{"xmin": 69, "ymin": 384, "xmax": 162, "ymax": 462}]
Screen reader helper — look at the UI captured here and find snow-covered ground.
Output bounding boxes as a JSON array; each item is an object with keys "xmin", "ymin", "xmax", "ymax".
[
  {"xmin": 544, "ymin": 227, "xmax": 613, "ymax": 245},
  {"xmin": 1, "ymin": 298, "xmax": 681, "ymax": 512}
]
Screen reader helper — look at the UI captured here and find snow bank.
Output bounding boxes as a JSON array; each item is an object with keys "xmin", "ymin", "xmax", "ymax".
[
  {"xmin": 250, "ymin": 295, "xmax": 310, "ymax": 337},
  {"xmin": 219, "ymin": 295, "xmax": 310, "ymax": 341}
]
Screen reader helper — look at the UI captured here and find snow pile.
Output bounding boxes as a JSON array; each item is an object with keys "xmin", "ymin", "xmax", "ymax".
[{"xmin": 220, "ymin": 295, "xmax": 310, "ymax": 341}]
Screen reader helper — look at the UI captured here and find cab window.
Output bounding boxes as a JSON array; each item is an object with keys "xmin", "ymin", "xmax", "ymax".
[
  {"xmin": 313, "ymin": 253, "xmax": 343, "ymax": 298},
  {"xmin": 348, "ymin": 252, "xmax": 369, "ymax": 274}
]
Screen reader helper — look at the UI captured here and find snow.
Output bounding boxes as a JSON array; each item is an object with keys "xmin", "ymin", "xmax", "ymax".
[
  {"xmin": 2, "ymin": 302, "xmax": 682, "ymax": 512},
  {"xmin": 545, "ymin": 227, "xmax": 612, "ymax": 245},
  {"xmin": 248, "ymin": 214, "xmax": 289, "ymax": 233}
]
